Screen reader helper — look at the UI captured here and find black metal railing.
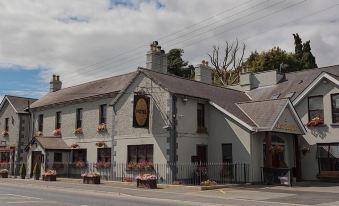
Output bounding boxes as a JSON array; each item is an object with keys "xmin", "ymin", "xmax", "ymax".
[{"xmin": 8, "ymin": 162, "xmax": 250, "ymax": 185}]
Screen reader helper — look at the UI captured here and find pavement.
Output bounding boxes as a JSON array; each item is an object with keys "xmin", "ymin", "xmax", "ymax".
[{"xmin": 1, "ymin": 178, "xmax": 339, "ymax": 205}]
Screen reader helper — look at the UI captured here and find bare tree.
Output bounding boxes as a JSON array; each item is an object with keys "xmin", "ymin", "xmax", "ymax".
[{"xmin": 208, "ymin": 40, "xmax": 246, "ymax": 86}]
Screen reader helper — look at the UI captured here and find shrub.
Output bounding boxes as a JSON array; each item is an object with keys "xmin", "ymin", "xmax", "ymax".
[
  {"xmin": 33, "ymin": 162, "xmax": 41, "ymax": 180},
  {"xmin": 20, "ymin": 163, "xmax": 26, "ymax": 179}
]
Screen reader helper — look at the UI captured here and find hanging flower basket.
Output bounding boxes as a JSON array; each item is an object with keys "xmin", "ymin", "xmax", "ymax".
[
  {"xmin": 53, "ymin": 128, "xmax": 61, "ymax": 136},
  {"xmin": 301, "ymin": 146, "xmax": 311, "ymax": 155},
  {"xmin": 97, "ymin": 123, "xmax": 107, "ymax": 133},
  {"xmin": 73, "ymin": 128, "xmax": 83, "ymax": 135},
  {"xmin": 270, "ymin": 145, "xmax": 284, "ymax": 154},
  {"xmin": 306, "ymin": 116, "xmax": 324, "ymax": 127},
  {"xmin": 95, "ymin": 141, "xmax": 106, "ymax": 147},
  {"xmin": 2, "ymin": 130, "xmax": 8, "ymax": 137}
]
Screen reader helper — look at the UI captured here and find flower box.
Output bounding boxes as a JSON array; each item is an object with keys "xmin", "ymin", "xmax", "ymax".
[
  {"xmin": 82, "ymin": 172, "xmax": 100, "ymax": 184},
  {"xmin": 42, "ymin": 170, "xmax": 56, "ymax": 181},
  {"xmin": 53, "ymin": 128, "xmax": 61, "ymax": 136},
  {"xmin": 0, "ymin": 169, "xmax": 8, "ymax": 178},
  {"xmin": 97, "ymin": 123, "xmax": 107, "ymax": 133},
  {"xmin": 137, "ymin": 179, "xmax": 157, "ymax": 189},
  {"xmin": 42, "ymin": 175, "xmax": 56, "ymax": 181},
  {"xmin": 70, "ymin": 143, "xmax": 80, "ymax": 149},
  {"xmin": 136, "ymin": 174, "xmax": 157, "ymax": 189},
  {"xmin": 306, "ymin": 117, "xmax": 324, "ymax": 127},
  {"xmin": 83, "ymin": 176, "xmax": 100, "ymax": 184},
  {"xmin": 95, "ymin": 141, "xmax": 106, "ymax": 147},
  {"xmin": 74, "ymin": 128, "xmax": 83, "ymax": 135},
  {"xmin": 2, "ymin": 130, "xmax": 9, "ymax": 137}
]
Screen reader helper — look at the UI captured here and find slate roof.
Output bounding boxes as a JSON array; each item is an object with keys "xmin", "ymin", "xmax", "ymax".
[
  {"xmin": 35, "ymin": 136, "xmax": 70, "ymax": 150},
  {"xmin": 0, "ymin": 95, "xmax": 37, "ymax": 113},
  {"xmin": 246, "ymin": 65, "xmax": 339, "ymax": 101},
  {"xmin": 140, "ymin": 68, "xmax": 256, "ymax": 127},
  {"xmin": 30, "ymin": 71, "xmax": 137, "ymax": 109},
  {"xmin": 237, "ymin": 99, "xmax": 289, "ymax": 129}
]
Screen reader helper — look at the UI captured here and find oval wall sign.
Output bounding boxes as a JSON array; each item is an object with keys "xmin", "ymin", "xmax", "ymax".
[{"xmin": 133, "ymin": 95, "xmax": 150, "ymax": 128}]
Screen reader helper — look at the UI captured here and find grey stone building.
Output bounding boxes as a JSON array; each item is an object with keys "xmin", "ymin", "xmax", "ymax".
[
  {"xmin": 24, "ymin": 41, "xmax": 339, "ymax": 183},
  {"xmin": 0, "ymin": 95, "xmax": 36, "ymax": 174}
]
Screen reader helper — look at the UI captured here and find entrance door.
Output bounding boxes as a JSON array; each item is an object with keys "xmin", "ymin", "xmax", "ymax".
[
  {"xmin": 197, "ymin": 145, "xmax": 208, "ymax": 164},
  {"xmin": 31, "ymin": 151, "xmax": 42, "ymax": 177}
]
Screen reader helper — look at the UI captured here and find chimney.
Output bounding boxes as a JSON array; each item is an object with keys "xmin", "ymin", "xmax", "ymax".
[
  {"xmin": 194, "ymin": 60, "xmax": 212, "ymax": 84},
  {"xmin": 146, "ymin": 41, "xmax": 167, "ymax": 74},
  {"xmin": 50, "ymin": 74, "xmax": 62, "ymax": 92}
]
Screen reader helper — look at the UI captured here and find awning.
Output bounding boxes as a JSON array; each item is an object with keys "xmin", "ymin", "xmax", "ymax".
[{"xmin": 26, "ymin": 136, "xmax": 70, "ymax": 151}]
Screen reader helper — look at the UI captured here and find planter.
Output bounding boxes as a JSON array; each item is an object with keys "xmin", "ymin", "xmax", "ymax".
[
  {"xmin": 83, "ymin": 176, "xmax": 100, "ymax": 184},
  {"xmin": 42, "ymin": 175, "xmax": 57, "ymax": 181},
  {"xmin": 137, "ymin": 179, "xmax": 157, "ymax": 189},
  {"xmin": 0, "ymin": 172, "xmax": 8, "ymax": 178}
]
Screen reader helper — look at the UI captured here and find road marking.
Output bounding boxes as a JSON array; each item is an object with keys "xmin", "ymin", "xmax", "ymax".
[{"xmin": 7, "ymin": 200, "xmax": 56, "ymax": 204}]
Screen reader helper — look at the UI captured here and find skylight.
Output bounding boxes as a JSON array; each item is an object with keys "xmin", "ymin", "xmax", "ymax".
[{"xmin": 271, "ymin": 94, "xmax": 280, "ymax": 100}]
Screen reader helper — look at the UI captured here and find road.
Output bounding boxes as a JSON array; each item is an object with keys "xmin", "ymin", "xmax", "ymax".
[{"xmin": 2, "ymin": 179, "xmax": 339, "ymax": 206}]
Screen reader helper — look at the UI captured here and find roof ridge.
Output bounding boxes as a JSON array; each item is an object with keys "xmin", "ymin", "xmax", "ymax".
[
  {"xmin": 138, "ymin": 67, "xmax": 246, "ymax": 94},
  {"xmin": 55, "ymin": 71, "xmax": 137, "ymax": 93},
  {"xmin": 284, "ymin": 64, "xmax": 339, "ymax": 75},
  {"xmin": 236, "ymin": 98, "xmax": 289, "ymax": 105},
  {"xmin": 5, "ymin": 95, "xmax": 37, "ymax": 100}
]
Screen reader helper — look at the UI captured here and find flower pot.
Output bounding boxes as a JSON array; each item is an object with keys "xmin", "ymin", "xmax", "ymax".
[
  {"xmin": 0, "ymin": 172, "xmax": 8, "ymax": 178},
  {"xmin": 137, "ymin": 179, "xmax": 157, "ymax": 189},
  {"xmin": 42, "ymin": 175, "xmax": 56, "ymax": 181},
  {"xmin": 83, "ymin": 176, "xmax": 100, "ymax": 184}
]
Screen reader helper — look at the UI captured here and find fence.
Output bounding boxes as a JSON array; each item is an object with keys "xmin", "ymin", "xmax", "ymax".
[{"xmin": 7, "ymin": 162, "xmax": 250, "ymax": 185}]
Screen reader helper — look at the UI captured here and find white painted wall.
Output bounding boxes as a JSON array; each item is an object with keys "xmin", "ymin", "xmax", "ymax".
[{"xmin": 295, "ymin": 80, "xmax": 339, "ymax": 180}]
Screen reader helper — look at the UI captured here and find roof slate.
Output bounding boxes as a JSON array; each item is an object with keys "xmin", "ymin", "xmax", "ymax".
[
  {"xmin": 30, "ymin": 71, "xmax": 137, "ymax": 109},
  {"xmin": 246, "ymin": 65, "xmax": 339, "ymax": 101},
  {"xmin": 3, "ymin": 96, "xmax": 37, "ymax": 113},
  {"xmin": 140, "ymin": 68, "xmax": 256, "ymax": 127},
  {"xmin": 35, "ymin": 136, "xmax": 70, "ymax": 150},
  {"xmin": 237, "ymin": 99, "xmax": 288, "ymax": 129}
]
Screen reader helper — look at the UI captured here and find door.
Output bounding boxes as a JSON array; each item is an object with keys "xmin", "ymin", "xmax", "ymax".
[
  {"xmin": 31, "ymin": 151, "xmax": 42, "ymax": 177},
  {"xmin": 197, "ymin": 145, "xmax": 208, "ymax": 164}
]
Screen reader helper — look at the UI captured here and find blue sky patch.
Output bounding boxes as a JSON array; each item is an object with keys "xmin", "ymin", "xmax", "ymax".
[
  {"xmin": 109, "ymin": 0, "xmax": 165, "ymax": 10},
  {"xmin": 0, "ymin": 67, "xmax": 48, "ymax": 99}
]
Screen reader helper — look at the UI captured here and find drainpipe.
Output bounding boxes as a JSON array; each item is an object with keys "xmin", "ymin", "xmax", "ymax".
[
  {"xmin": 111, "ymin": 105, "xmax": 117, "ymax": 181},
  {"xmin": 170, "ymin": 95, "xmax": 177, "ymax": 182}
]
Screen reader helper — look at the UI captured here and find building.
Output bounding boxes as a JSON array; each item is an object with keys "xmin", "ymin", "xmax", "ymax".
[
  {"xmin": 0, "ymin": 95, "xmax": 36, "ymax": 174},
  {"xmin": 25, "ymin": 41, "xmax": 339, "ymax": 183}
]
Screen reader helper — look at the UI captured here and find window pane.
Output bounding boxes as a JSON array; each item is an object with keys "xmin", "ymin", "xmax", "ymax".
[
  {"xmin": 137, "ymin": 146, "xmax": 146, "ymax": 162},
  {"xmin": 128, "ymin": 146, "xmax": 137, "ymax": 162},
  {"xmin": 146, "ymin": 145, "xmax": 153, "ymax": 162},
  {"xmin": 309, "ymin": 96, "xmax": 323, "ymax": 110},
  {"xmin": 222, "ymin": 144, "xmax": 232, "ymax": 163},
  {"xmin": 310, "ymin": 110, "xmax": 324, "ymax": 120}
]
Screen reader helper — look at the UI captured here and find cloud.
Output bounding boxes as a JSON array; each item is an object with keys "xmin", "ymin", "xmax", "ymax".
[{"xmin": 0, "ymin": 0, "xmax": 338, "ymax": 91}]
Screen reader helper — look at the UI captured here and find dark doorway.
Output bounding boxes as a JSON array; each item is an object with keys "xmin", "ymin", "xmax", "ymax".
[
  {"xmin": 197, "ymin": 145, "xmax": 208, "ymax": 164},
  {"xmin": 31, "ymin": 151, "xmax": 42, "ymax": 177}
]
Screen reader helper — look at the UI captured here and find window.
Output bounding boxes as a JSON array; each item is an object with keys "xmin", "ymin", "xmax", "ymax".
[
  {"xmin": 72, "ymin": 149, "xmax": 87, "ymax": 162},
  {"xmin": 55, "ymin": 111, "xmax": 61, "ymax": 129},
  {"xmin": 0, "ymin": 151, "xmax": 10, "ymax": 162},
  {"xmin": 317, "ymin": 143, "xmax": 339, "ymax": 172},
  {"xmin": 99, "ymin": 104, "xmax": 107, "ymax": 124},
  {"xmin": 127, "ymin": 144, "xmax": 153, "ymax": 163},
  {"xmin": 4, "ymin": 118, "xmax": 9, "ymax": 131},
  {"xmin": 308, "ymin": 96, "xmax": 324, "ymax": 121},
  {"xmin": 331, "ymin": 94, "xmax": 339, "ymax": 123},
  {"xmin": 54, "ymin": 152, "xmax": 62, "ymax": 162},
  {"xmin": 38, "ymin": 114, "xmax": 43, "ymax": 132},
  {"xmin": 197, "ymin": 103, "xmax": 205, "ymax": 128},
  {"xmin": 97, "ymin": 148, "xmax": 111, "ymax": 162},
  {"xmin": 76, "ymin": 108, "xmax": 83, "ymax": 128},
  {"xmin": 222, "ymin": 144, "xmax": 232, "ymax": 163}
]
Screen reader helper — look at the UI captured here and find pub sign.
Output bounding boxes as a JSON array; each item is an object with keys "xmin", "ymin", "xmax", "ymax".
[{"xmin": 133, "ymin": 95, "xmax": 150, "ymax": 128}]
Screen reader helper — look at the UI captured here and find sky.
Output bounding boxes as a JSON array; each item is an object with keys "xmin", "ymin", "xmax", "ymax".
[{"xmin": 0, "ymin": 0, "xmax": 338, "ymax": 101}]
